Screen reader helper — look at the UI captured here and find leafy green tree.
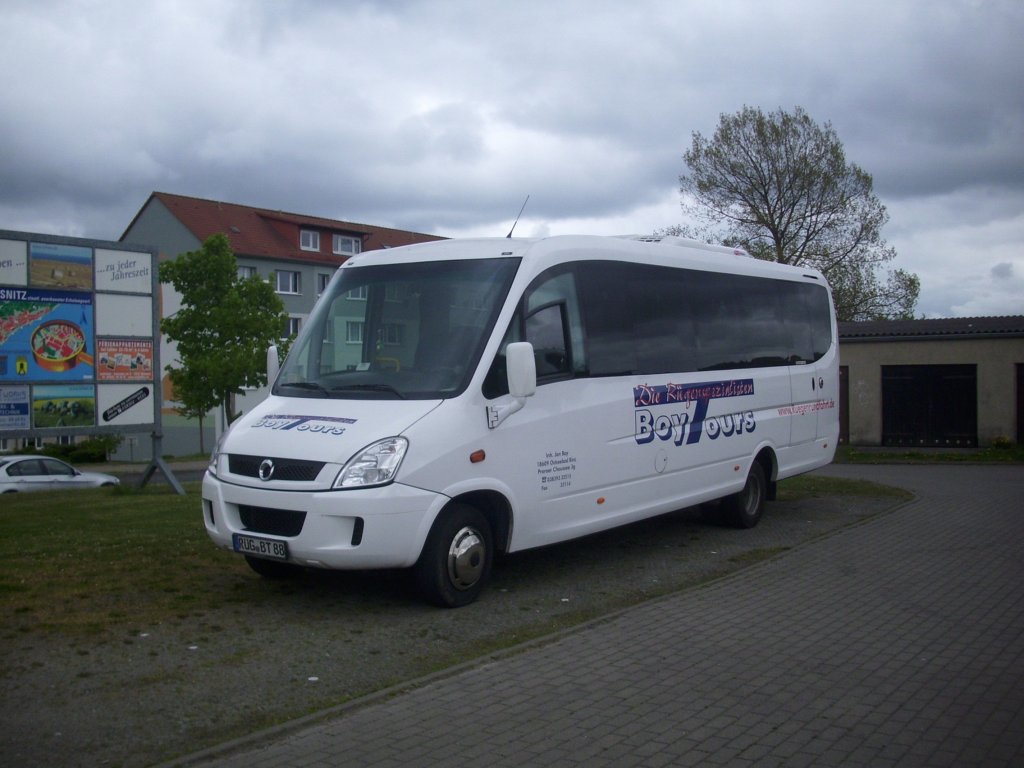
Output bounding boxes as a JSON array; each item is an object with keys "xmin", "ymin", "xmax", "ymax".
[
  {"xmin": 159, "ymin": 234, "xmax": 287, "ymax": 430},
  {"xmin": 677, "ymin": 106, "xmax": 919, "ymax": 321}
]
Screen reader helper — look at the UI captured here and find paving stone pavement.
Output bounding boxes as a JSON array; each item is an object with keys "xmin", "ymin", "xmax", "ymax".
[{"xmin": 172, "ymin": 464, "xmax": 1024, "ymax": 767}]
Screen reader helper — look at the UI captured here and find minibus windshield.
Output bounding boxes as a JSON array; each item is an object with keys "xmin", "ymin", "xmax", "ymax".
[{"xmin": 275, "ymin": 257, "xmax": 520, "ymax": 400}]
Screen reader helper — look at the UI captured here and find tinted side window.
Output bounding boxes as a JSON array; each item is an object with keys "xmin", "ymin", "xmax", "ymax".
[
  {"xmin": 807, "ymin": 284, "xmax": 833, "ymax": 360},
  {"xmin": 577, "ymin": 262, "xmax": 638, "ymax": 376},
  {"xmin": 687, "ymin": 272, "xmax": 785, "ymax": 370},
  {"xmin": 486, "ymin": 258, "xmax": 832, "ymax": 393},
  {"xmin": 9, "ymin": 459, "xmax": 45, "ymax": 477},
  {"xmin": 42, "ymin": 458, "xmax": 74, "ymax": 476},
  {"xmin": 578, "ymin": 261, "xmax": 832, "ymax": 375}
]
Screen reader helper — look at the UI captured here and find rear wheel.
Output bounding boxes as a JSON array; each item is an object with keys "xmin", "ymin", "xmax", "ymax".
[
  {"xmin": 721, "ymin": 461, "xmax": 767, "ymax": 529},
  {"xmin": 415, "ymin": 503, "xmax": 493, "ymax": 608}
]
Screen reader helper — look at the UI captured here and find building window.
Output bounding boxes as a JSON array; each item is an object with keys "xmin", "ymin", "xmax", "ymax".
[
  {"xmin": 333, "ymin": 234, "xmax": 361, "ymax": 256},
  {"xmin": 317, "ymin": 273, "xmax": 332, "ymax": 295},
  {"xmin": 58, "ymin": 435, "xmax": 73, "ymax": 446},
  {"xmin": 346, "ymin": 321, "xmax": 364, "ymax": 343},
  {"xmin": 300, "ymin": 230, "xmax": 320, "ymax": 251},
  {"xmin": 347, "ymin": 285, "xmax": 368, "ymax": 300},
  {"xmin": 238, "ymin": 265, "xmax": 257, "ymax": 280},
  {"xmin": 276, "ymin": 270, "xmax": 301, "ymax": 294},
  {"xmin": 282, "ymin": 316, "xmax": 301, "ymax": 338}
]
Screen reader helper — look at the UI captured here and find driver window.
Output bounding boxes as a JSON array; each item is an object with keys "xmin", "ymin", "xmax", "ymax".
[
  {"xmin": 42, "ymin": 458, "xmax": 74, "ymax": 476},
  {"xmin": 526, "ymin": 302, "xmax": 570, "ymax": 377}
]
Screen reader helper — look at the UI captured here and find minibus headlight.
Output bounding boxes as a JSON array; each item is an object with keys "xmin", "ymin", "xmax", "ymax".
[
  {"xmin": 334, "ymin": 437, "xmax": 408, "ymax": 488},
  {"xmin": 207, "ymin": 431, "xmax": 228, "ymax": 478}
]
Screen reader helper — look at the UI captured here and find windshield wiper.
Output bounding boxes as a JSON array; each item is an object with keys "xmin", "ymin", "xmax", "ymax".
[
  {"xmin": 329, "ymin": 383, "xmax": 406, "ymax": 399},
  {"xmin": 278, "ymin": 381, "xmax": 330, "ymax": 395}
]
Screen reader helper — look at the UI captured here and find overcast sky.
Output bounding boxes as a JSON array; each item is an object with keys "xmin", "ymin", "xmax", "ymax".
[{"xmin": 2, "ymin": 0, "xmax": 1021, "ymax": 318}]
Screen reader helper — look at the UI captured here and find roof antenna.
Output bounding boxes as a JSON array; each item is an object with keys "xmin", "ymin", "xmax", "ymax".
[{"xmin": 506, "ymin": 195, "xmax": 530, "ymax": 238}]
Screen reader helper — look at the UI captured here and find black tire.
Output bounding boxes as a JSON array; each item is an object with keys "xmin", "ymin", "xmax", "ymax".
[
  {"xmin": 415, "ymin": 503, "xmax": 493, "ymax": 608},
  {"xmin": 244, "ymin": 554, "xmax": 301, "ymax": 579},
  {"xmin": 721, "ymin": 461, "xmax": 767, "ymax": 529}
]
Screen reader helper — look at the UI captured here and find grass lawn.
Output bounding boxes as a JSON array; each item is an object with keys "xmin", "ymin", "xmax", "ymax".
[
  {"xmin": 0, "ymin": 483, "xmax": 258, "ymax": 636},
  {"xmin": 1, "ymin": 473, "xmax": 906, "ymax": 639},
  {"xmin": 835, "ymin": 443, "xmax": 1024, "ymax": 464}
]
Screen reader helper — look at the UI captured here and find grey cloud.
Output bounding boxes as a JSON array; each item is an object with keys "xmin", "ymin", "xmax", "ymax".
[
  {"xmin": 1, "ymin": 0, "xmax": 1022, "ymax": 316},
  {"xmin": 991, "ymin": 262, "xmax": 1014, "ymax": 280}
]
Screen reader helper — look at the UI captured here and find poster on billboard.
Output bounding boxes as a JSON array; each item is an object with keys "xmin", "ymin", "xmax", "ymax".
[
  {"xmin": 32, "ymin": 383, "xmax": 96, "ymax": 429},
  {"xmin": 97, "ymin": 384, "xmax": 153, "ymax": 426},
  {"xmin": 0, "ymin": 288, "xmax": 95, "ymax": 382},
  {"xmin": 95, "ymin": 294, "xmax": 152, "ymax": 337},
  {"xmin": 0, "ymin": 385, "xmax": 30, "ymax": 430},
  {"xmin": 29, "ymin": 242, "xmax": 93, "ymax": 291},
  {"xmin": 0, "ymin": 239, "xmax": 28, "ymax": 286},
  {"xmin": 95, "ymin": 249, "xmax": 153, "ymax": 294},
  {"xmin": 97, "ymin": 338, "xmax": 154, "ymax": 381}
]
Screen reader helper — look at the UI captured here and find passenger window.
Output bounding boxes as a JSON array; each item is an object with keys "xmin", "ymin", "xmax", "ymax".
[
  {"xmin": 577, "ymin": 263, "xmax": 638, "ymax": 377},
  {"xmin": 9, "ymin": 459, "xmax": 43, "ymax": 477}
]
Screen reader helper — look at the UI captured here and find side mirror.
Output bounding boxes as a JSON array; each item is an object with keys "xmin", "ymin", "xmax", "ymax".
[
  {"xmin": 506, "ymin": 342, "xmax": 536, "ymax": 398},
  {"xmin": 487, "ymin": 342, "xmax": 536, "ymax": 429},
  {"xmin": 267, "ymin": 344, "xmax": 280, "ymax": 385}
]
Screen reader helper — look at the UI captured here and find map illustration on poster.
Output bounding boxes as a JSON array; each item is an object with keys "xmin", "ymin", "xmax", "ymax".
[{"xmin": 0, "ymin": 289, "xmax": 95, "ymax": 382}]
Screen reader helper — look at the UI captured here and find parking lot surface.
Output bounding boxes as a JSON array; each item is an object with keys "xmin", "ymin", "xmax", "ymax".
[{"xmin": 169, "ymin": 463, "xmax": 1024, "ymax": 767}]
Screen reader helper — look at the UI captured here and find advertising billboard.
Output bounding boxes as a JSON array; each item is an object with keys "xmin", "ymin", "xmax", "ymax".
[{"xmin": 0, "ymin": 231, "xmax": 159, "ymax": 440}]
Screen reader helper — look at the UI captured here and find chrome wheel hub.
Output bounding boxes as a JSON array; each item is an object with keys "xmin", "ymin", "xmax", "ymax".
[{"xmin": 447, "ymin": 526, "xmax": 485, "ymax": 590}]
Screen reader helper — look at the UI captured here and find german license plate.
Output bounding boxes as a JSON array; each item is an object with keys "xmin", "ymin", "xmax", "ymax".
[{"xmin": 233, "ymin": 533, "xmax": 288, "ymax": 561}]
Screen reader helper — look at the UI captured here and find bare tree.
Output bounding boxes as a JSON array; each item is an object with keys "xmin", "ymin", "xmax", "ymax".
[{"xmin": 679, "ymin": 106, "xmax": 919, "ymax": 320}]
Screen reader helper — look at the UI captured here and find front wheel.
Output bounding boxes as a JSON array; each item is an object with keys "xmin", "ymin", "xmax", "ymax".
[
  {"xmin": 721, "ymin": 462, "xmax": 767, "ymax": 529},
  {"xmin": 415, "ymin": 504, "xmax": 493, "ymax": 608}
]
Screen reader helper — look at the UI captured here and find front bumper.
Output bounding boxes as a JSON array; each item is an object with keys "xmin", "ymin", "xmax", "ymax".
[{"xmin": 201, "ymin": 472, "xmax": 448, "ymax": 570}]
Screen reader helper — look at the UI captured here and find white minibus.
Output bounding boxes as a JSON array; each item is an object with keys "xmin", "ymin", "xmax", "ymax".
[{"xmin": 202, "ymin": 235, "xmax": 838, "ymax": 606}]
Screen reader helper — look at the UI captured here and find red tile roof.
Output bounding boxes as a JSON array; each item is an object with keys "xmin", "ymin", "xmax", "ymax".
[{"xmin": 124, "ymin": 192, "xmax": 445, "ymax": 265}]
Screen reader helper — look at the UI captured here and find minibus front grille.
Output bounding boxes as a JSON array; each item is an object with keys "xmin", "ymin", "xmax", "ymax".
[
  {"xmin": 228, "ymin": 454, "xmax": 325, "ymax": 482},
  {"xmin": 238, "ymin": 505, "xmax": 306, "ymax": 537}
]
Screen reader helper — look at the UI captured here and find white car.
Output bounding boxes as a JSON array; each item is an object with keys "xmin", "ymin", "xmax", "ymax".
[{"xmin": 0, "ymin": 455, "xmax": 120, "ymax": 493}]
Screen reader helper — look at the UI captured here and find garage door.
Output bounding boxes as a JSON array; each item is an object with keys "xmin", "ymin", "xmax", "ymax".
[{"xmin": 882, "ymin": 364, "xmax": 977, "ymax": 447}]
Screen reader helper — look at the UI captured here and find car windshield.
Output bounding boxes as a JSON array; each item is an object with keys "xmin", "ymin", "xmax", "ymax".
[{"xmin": 275, "ymin": 257, "xmax": 520, "ymax": 400}]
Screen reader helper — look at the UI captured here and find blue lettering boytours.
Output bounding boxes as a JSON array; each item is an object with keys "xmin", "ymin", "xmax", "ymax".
[
  {"xmin": 252, "ymin": 413, "xmax": 357, "ymax": 436},
  {"xmin": 633, "ymin": 379, "xmax": 755, "ymax": 447}
]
